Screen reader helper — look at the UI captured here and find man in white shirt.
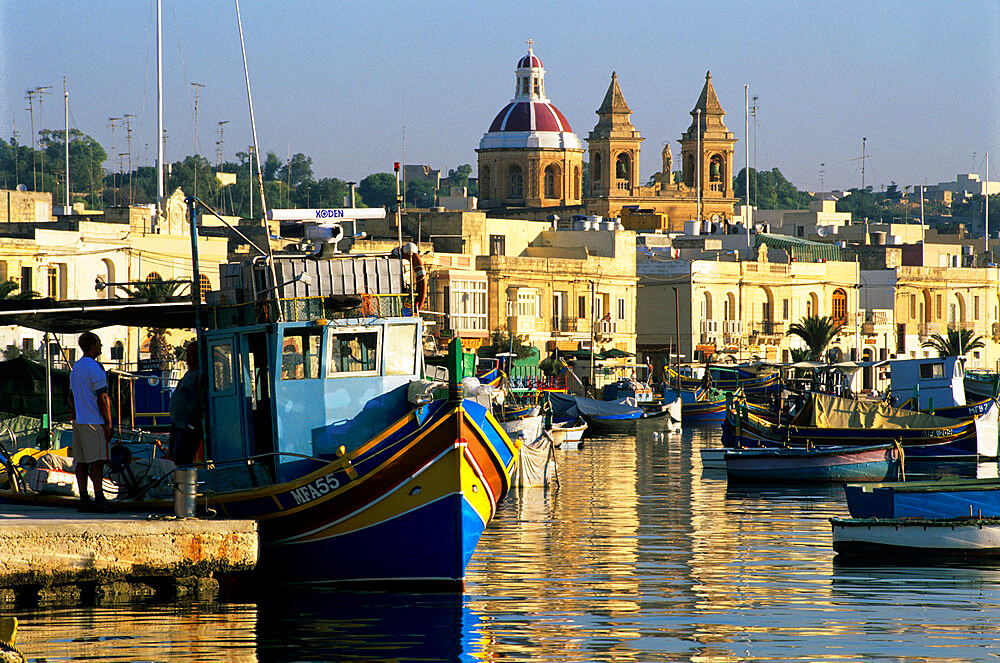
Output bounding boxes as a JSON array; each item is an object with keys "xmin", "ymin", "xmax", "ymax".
[{"xmin": 69, "ymin": 331, "xmax": 114, "ymax": 512}]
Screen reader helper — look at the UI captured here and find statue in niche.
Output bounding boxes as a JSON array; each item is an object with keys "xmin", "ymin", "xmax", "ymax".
[{"xmin": 661, "ymin": 143, "xmax": 672, "ymax": 178}]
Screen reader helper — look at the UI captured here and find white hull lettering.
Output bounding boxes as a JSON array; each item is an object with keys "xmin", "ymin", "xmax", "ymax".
[{"xmin": 289, "ymin": 473, "xmax": 341, "ymax": 506}]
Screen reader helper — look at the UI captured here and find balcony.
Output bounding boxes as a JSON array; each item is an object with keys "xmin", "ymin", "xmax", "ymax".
[
  {"xmin": 507, "ymin": 315, "xmax": 536, "ymax": 335},
  {"xmin": 749, "ymin": 320, "xmax": 784, "ymax": 337},
  {"xmin": 700, "ymin": 319, "xmax": 720, "ymax": 344},
  {"xmin": 551, "ymin": 317, "xmax": 579, "ymax": 333},
  {"xmin": 918, "ymin": 322, "xmax": 940, "ymax": 339}
]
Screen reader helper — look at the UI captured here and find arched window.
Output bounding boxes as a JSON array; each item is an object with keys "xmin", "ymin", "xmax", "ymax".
[
  {"xmin": 480, "ymin": 166, "xmax": 491, "ymax": 200},
  {"xmin": 146, "ymin": 272, "xmax": 163, "ymax": 282},
  {"xmin": 807, "ymin": 292, "xmax": 819, "ymax": 318},
  {"xmin": 592, "ymin": 153, "xmax": 603, "ymax": 184},
  {"xmin": 544, "ymin": 164, "xmax": 560, "ymax": 198},
  {"xmin": 199, "ymin": 274, "xmax": 212, "ymax": 300},
  {"xmin": 574, "ymin": 166, "xmax": 581, "ymax": 200},
  {"xmin": 832, "ymin": 288, "xmax": 848, "ymax": 325},
  {"xmin": 724, "ymin": 292, "xmax": 736, "ymax": 320},
  {"xmin": 507, "ymin": 165, "xmax": 523, "ymax": 199},
  {"xmin": 685, "ymin": 154, "xmax": 695, "ymax": 187},
  {"xmin": 702, "ymin": 291, "xmax": 713, "ymax": 320}
]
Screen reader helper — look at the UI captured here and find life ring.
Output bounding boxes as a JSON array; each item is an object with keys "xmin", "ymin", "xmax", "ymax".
[{"xmin": 395, "ymin": 243, "xmax": 427, "ymax": 311}]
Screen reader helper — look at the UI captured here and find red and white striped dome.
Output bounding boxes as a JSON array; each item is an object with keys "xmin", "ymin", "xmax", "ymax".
[
  {"xmin": 479, "ymin": 45, "xmax": 582, "ymax": 151},
  {"xmin": 517, "ymin": 52, "xmax": 543, "ymax": 69}
]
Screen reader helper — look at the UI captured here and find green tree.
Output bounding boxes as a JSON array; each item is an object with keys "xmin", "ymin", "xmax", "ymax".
[
  {"xmin": 119, "ymin": 278, "xmax": 190, "ymax": 366},
  {"xmin": 359, "ymin": 172, "xmax": 397, "ymax": 209},
  {"xmin": 166, "ymin": 155, "xmax": 220, "ymax": 202},
  {"xmin": 786, "ymin": 315, "xmax": 844, "ymax": 361},
  {"xmin": 262, "ymin": 151, "xmax": 282, "ymax": 181},
  {"xmin": 478, "ymin": 330, "xmax": 533, "ymax": 360},
  {"xmin": 921, "ymin": 327, "xmax": 986, "ymax": 362},
  {"xmin": 278, "ymin": 153, "xmax": 314, "ymax": 189},
  {"xmin": 38, "ymin": 129, "xmax": 108, "ymax": 206},
  {"xmin": 406, "ymin": 178, "xmax": 437, "ymax": 208},
  {"xmin": 733, "ymin": 167, "xmax": 812, "ymax": 210}
]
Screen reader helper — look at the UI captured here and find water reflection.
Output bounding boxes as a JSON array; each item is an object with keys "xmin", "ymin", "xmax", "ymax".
[{"xmin": 8, "ymin": 425, "xmax": 1000, "ymax": 662}]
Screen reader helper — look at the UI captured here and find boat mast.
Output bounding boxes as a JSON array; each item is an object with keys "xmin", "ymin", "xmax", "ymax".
[
  {"xmin": 63, "ymin": 78, "xmax": 69, "ymax": 208},
  {"xmin": 986, "ymin": 152, "xmax": 990, "ymax": 261},
  {"xmin": 745, "ymin": 84, "xmax": 751, "ymax": 253},
  {"xmin": 234, "ymin": 0, "xmax": 281, "ymax": 319},
  {"xmin": 156, "ymin": 0, "xmax": 163, "ymax": 231}
]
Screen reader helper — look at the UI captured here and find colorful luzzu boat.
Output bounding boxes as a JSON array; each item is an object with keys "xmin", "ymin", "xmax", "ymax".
[{"xmin": 0, "ymin": 205, "xmax": 519, "ymax": 587}]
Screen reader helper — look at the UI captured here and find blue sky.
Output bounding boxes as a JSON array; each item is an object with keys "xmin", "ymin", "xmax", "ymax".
[{"xmin": 2, "ymin": 1, "xmax": 998, "ymax": 194}]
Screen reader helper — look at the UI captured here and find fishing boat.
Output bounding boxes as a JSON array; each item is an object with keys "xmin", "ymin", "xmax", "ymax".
[
  {"xmin": 830, "ymin": 516, "xmax": 1000, "ymax": 559},
  {"xmin": 549, "ymin": 418, "xmax": 587, "ymax": 449},
  {"xmin": 844, "ymin": 477, "xmax": 1000, "ymax": 519},
  {"xmin": 724, "ymin": 392, "xmax": 999, "ymax": 459},
  {"xmin": 661, "ymin": 384, "xmax": 728, "ymax": 424},
  {"xmin": 548, "ymin": 392, "xmax": 644, "ymax": 435},
  {"xmin": 0, "ymin": 204, "xmax": 519, "ymax": 587},
  {"xmin": 664, "ymin": 365, "xmax": 779, "ymax": 395},
  {"xmin": 725, "ymin": 443, "xmax": 901, "ymax": 483}
]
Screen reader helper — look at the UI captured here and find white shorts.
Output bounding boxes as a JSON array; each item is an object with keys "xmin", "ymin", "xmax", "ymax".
[{"xmin": 72, "ymin": 423, "xmax": 108, "ymax": 464}]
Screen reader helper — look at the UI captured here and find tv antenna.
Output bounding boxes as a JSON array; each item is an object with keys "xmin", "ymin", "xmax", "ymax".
[{"xmin": 191, "ymin": 82, "xmax": 205, "ymax": 199}]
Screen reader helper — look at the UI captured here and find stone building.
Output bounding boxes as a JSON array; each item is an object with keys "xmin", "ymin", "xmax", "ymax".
[{"xmin": 0, "ymin": 189, "xmax": 228, "ymax": 368}]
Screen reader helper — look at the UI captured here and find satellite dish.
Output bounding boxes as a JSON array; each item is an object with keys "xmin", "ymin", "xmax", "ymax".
[
  {"xmin": 817, "ymin": 227, "xmax": 829, "ymax": 237},
  {"xmin": 16, "ymin": 184, "xmax": 27, "ymax": 192}
]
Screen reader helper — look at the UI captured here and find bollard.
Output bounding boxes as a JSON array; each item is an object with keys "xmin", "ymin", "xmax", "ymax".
[{"xmin": 173, "ymin": 468, "xmax": 197, "ymax": 518}]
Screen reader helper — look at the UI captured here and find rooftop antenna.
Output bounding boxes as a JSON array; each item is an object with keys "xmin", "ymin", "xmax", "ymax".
[
  {"xmin": 744, "ymin": 84, "xmax": 751, "ymax": 253},
  {"xmin": 108, "ymin": 116, "xmax": 122, "ymax": 205},
  {"xmin": 34, "ymin": 86, "xmax": 53, "ymax": 193},
  {"xmin": 26, "ymin": 90, "xmax": 37, "ymax": 190},
  {"xmin": 820, "ymin": 163, "xmax": 825, "ymax": 191},
  {"xmin": 851, "ymin": 137, "xmax": 870, "ymax": 221},
  {"xmin": 751, "ymin": 95, "xmax": 758, "ymax": 209},
  {"xmin": 63, "ymin": 77, "xmax": 70, "ymax": 207},
  {"xmin": 217, "ymin": 120, "xmax": 229, "ymax": 168},
  {"xmin": 191, "ymin": 82, "xmax": 205, "ymax": 200},
  {"xmin": 123, "ymin": 113, "xmax": 135, "ymax": 204}
]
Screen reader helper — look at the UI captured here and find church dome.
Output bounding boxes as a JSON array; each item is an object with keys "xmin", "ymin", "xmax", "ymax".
[{"xmin": 479, "ymin": 45, "xmax": 582, "ymax": 151}]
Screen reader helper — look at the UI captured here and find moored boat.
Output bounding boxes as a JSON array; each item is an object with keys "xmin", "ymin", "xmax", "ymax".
[
  {"xmin": 0, "ymin": 206, "xmax": 519, "ymax": 587},
  {"xmin": 725, "ymin": 392, "xmax": 999, "ymax": 459},
  {"xmin": 725, "ymin": 443, "xmax": 901, "ymax": 483},
  {"xmin": 549, "ymin": 418, "xmax": 587, "ymax": 449},
  {"xmin": 831, "ymin": 516, "xmax": 1000, "ymax": 559},
  {"xmin": 844, "ymin": 477, "xmax": 1000, "ymax": 519}
]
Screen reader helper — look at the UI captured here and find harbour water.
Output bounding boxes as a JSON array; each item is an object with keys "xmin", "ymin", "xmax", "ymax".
[{"xmin": 8, "ymin": 424, "xmax": 1000, "ymax": 662}]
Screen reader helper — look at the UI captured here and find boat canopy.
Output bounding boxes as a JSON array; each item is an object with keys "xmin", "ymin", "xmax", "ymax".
[
  {"xmin": 548, "ymin": 392, "xmax": 643, "ymax": 419},
  {"xmin": 0, "ymin": 297, "xmax": 196, "ymax": 333},
  {"xmin": 792, "ymin": 393, "xmax": 961, "ymax": 430}
]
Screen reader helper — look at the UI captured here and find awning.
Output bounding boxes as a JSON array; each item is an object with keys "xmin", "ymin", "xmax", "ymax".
[{"xmin": 0, "ymin": 297, "xmax": 198, "ymax": 333}]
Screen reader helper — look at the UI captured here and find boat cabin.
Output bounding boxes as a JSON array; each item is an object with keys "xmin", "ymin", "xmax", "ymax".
[
  {"xmin": 204, "ymin": 253, "xmax": 424, "ymax": 482},
  {"xmin": 887, "ymin": 356, "xmax": 965, "ymax": 410}
]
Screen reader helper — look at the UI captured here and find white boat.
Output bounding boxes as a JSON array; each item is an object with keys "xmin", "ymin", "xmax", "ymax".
[
  {"xmin": 550, "ymin": 419, "xmax": 587, "ymax": 449},
  {"xmin": 831, "ymin": 516, "xmax": 1000, "ymax": 559}
]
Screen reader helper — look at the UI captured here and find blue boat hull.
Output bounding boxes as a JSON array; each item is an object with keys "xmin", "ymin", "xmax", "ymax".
[{"xmin": 844, "ymin": 478, "xmax": 1000, "ymax": 519}]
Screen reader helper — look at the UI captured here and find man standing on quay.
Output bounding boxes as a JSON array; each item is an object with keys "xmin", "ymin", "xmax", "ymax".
[{"xmin": 69, "ymin": 331, "xmax": 114, "ymax": 512}]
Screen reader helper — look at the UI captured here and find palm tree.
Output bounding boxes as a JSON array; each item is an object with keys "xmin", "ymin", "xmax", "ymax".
[
  {"xmin": 786, "ymin": 315, "xmax": 844, "ymax": 361},
  {"xmin": 921, "ymin": 327, "xmax": 985, "ymax": 362},
  {"xmin": 0, "ymin": 279, "xmax": 39, "ymax": 300},
  {"xmin": 118, "ymin": 278, "xmax": 190, "ymax": 366}
]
